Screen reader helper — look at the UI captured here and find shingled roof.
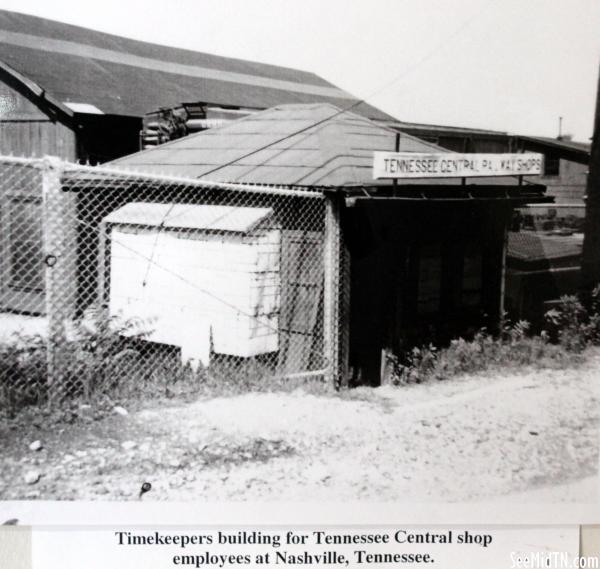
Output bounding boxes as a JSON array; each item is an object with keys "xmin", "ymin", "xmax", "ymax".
[
  {"xmin": 0, "ymin": 9, "xmax": 392, "ymax": 121},
  {"xmin": 111, "ymin": 103, "xmax": 447, "ymax": 186},
  {"xmin": 507, "ymin": 231, "xmax": 582, "ymax": 270}
]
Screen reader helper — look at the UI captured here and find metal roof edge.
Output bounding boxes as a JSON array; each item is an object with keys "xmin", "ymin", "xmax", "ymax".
[
  {"xmin": 386, "ymin": 120, "xmax": 508, "ymax": 137},
  {"xmin": 0, "ymin": 59, "xmax": 74, "ymax": 119},
  {"xmin": 514, "ymin": 135, "xmax": 591, "ymax": 160}
]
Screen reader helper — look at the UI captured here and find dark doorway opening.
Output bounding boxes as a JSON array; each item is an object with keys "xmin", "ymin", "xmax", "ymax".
[{"xmin": 344, "ymin": 200, "xmax": 508, "ymax": 386}]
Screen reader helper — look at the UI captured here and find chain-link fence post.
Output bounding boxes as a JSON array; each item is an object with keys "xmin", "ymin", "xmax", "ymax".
[
  {"xmin": 42, "ymin": 156, "xmax": 75, "ymax": 405},
  {"xmin": 323, "ymin": 191, "xmax": 342, "ymax": 388},
  {"xmin": 1, "ymin": 156, "xmax": 335, "ymax": 411}
]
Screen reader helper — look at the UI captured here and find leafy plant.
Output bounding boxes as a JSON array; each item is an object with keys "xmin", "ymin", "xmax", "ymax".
[
  {"xmin": 58, "ymin": 307, "xmax": 153, "ymax": 401},
  {"xmin": 0, "ymin": 333, "xmax": 47, "ymax": 416},
  {"xmin": 385, "ymin": 317, "xmax": 579, "ymax": 387},
  {"xmin": 544, "ymin": 287, "xmax": 600, "ymax": 352}
]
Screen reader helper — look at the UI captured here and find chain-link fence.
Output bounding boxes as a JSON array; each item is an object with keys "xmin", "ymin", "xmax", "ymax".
[{"xmin": 0, "ymin": 156, "xmax": 344, "ymax": 413}]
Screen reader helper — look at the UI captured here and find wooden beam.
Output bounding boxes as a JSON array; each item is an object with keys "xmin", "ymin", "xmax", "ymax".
[
  {"xmin": 581, "ymin": 62, "xmax": 600, "ymax": 293},
  {"xmin": 42, "ymin": 157, "xmax": 76, "ymax": 404},
  {"xmin": 323, "ymin": 192, "xmax": 342, "ymax": 388},
  {"xmin": 339, "ymin": 234, "xmax": 351, "ymax": 387},
  {"xmin": 499, "ymin": 214, "xmax": 509, "ymax": 322},
  {"xmin": 97, "ymin": 220, "xmax": 109, "ymax": 308}
]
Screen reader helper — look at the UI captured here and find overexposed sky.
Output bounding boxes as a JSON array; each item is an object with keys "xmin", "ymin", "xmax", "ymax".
[{"xmin": 0, "ymin": 0, "xmax": 598, "ymax": 141}]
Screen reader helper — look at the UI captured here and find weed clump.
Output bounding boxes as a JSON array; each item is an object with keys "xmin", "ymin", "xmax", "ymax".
[
  {"xmin": 3, "ymin": 286, "xmax": 600, "ymax": 415},
  {"xmin": 386, "ymin": 286, "xmax": 600, "ymax": 385},
  {"xmin": 0, "ymin": 308, "xmax": 329, "ymax": 418}
]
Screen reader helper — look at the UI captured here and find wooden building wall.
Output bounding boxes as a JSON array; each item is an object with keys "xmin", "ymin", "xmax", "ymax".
[
  {"xmin": 532, "ymin": 160, "xmax": 588, "ymax": 205},
  {"xmin": 0, "ymin": 73, "xmax": 76, "ymax": 314},
  {"xmin": 0, "ymin": 72, "xmax": 143, "ymax": 316},
  {"xmin": 410, "ymin": 129, "xmax": 589, "ymax": 207},
  {"xmin": 0, "ymin": 74, "xmax": 76, "ymax": 159}
]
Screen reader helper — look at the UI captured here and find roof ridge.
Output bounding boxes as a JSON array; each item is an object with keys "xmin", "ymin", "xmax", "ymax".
[{"xmin": 110, "ymin": 103, "xmax": 449, "ymax": 186}]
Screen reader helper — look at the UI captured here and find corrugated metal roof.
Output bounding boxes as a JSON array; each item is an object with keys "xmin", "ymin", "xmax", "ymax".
[
  {"xmin": 105, "ymin": 203, "xmax": 273, "ymax": 233},
  {"xmin": 516, "ymin": 136, "xmax": 590, "ymax": 167},
  {"xmin": 111, "ymin": 103, "xmax": 448, "ymax": 186},
  {"xmin": 0, "ymin": 9, "xmax": 391, "ymax": 121},
  {"xmin": 386, "ymin": 124, "xmax": 591, "ymax": 161},
  {"xmin": 517, "ymin": 135, "xmax": 591, "ymax": 155},
  {"xmin": 386, "ymin": 120, "xmax": 508, "ymax": 136}
]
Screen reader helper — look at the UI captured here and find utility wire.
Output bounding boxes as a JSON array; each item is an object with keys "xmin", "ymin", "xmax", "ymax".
[
  {"xmin": 79, "ymin": 217, "xmax": 326, "ymax": 362},
  {"xmin": 197, "ymin": 4, "xmax": 490, "ymax": 179},
  {"xmin": 134, "ymin": 5, "xmax": 489, "ymax": 297}
]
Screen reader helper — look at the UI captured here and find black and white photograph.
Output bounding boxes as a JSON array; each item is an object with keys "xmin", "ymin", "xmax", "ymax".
[{"xmin": 0, "ymin": 0, "xmax": 599, "ymax": 506}]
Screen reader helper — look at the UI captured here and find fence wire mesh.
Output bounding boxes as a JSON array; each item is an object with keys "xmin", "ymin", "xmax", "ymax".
[{"xmin": 0, "ymin": 156, "xmax": 340, "ymax": 413}]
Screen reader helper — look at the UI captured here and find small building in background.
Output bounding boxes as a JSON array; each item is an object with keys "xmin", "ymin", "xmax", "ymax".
[
  {"xmin": 384, "ymin": 121, "xmax": 590, "ymax": 206},
  {"xmin": 505, "ymin": 231, "xmax": 583, "ymax": 327}
]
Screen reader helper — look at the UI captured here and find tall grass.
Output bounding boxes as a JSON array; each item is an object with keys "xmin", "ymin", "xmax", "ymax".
[
  {"xmin": 3, "ymin": 286, "xmax": 600, "ymax": 416},
  {"xmin": 0, "ymin": 311, "xmax": 329, "ymax": 417},
  {"xmin": 386, "ymin": 286, "xmax": 600, "ymax": 385}
]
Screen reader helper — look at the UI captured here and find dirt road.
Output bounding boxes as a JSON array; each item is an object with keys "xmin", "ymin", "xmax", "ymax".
[{"xmin": 1, "ymin": 351, "xmax": 599, "ymax": 502}]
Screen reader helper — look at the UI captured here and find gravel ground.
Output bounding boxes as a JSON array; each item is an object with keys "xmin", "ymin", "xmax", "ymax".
[{"xmin": 1, "ymin": 350, "xmax": 599, "ymax": 502}]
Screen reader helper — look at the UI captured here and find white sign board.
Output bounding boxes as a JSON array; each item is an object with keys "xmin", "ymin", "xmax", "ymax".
[{"xmin": 373, "ymin": 152, "xmax": 543, "ymax": 179}]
